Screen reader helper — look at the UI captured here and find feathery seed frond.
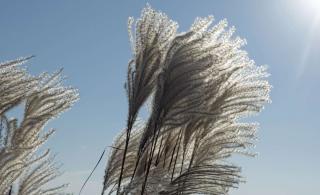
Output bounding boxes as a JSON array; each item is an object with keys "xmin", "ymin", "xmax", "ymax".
[
  {"xmin": 102, "ymin": 5, "xmax": 270, "ymax": 195},
  {"xmin": 0, "ymin": 57, "xmax": 78, "ymax": 195}
]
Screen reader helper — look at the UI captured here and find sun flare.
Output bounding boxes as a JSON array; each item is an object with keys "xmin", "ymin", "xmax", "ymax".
[{"xmin": 303, "ymin": 0, "xmax": 320, "ymax": 14}]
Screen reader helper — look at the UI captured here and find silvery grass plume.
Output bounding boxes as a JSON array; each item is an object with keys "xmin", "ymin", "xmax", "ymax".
[
  {"xmin": 116, "ymin": 5, "xmax": 178, "ymax": 194},
  {"xmin": 102, "ymin": 5, "xmax": 270, "ymax": 195},
  {"xmin": 0, "ymin": 57, "xmax": 79, "ymax": 195}
]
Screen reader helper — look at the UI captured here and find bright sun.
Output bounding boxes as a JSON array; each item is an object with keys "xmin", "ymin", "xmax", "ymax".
[
  {"xmin": 304, "ymin": 0, "xmax": 320, "ymax": 13},
  {"xmin": 294, "ymin": 0, "xmax": 320, "ymax": 21}
]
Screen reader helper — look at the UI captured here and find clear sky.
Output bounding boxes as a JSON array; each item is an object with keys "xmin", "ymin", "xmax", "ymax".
[{"xmin": 1, "ymin": 0, "xmax": 319, "ymax": 194}]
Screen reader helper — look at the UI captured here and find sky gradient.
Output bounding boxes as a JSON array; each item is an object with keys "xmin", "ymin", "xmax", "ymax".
[{"xmin": 1, "ymin": 0, "xmax": 319, "ymax": 194}]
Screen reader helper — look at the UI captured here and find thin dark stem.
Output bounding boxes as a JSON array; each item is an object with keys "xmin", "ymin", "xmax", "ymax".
[
  {"xmin": 181, "ymin": 132, "xmax": 200, "ymax": 194},
  {"xmin": 116, "ymin": 117, "xmax": 134, "ymax": 195},
  {"xmin": 171, "ymin": 129, "xmax": 183, "ymax": 181},
  {"xmin": 180, "ymin": 147, "xmax": 186, "ymax": 175},
  {"xmin": 7, "ymin": 186, "xmax": 12, "ymax": 195},
  {"xmin": 140, "ymin": 123, "xmax": 161, "ymax": 195},
  {"xmin": 168, "ymin": 130, "xmax": 181, "ymax": 171},
  {"xmin": 162, "ymin": 144, "xmax": 168, "ymax": 168},
  {"xmin": 130, "ymin": 150, "xmax": 141, "ymax": 182},
  {"xmin": 155, "ymin": 135, "xmax": 164, "ymax": 166},
  {"xmin": 80, "ymin": 149, "xmax": 106, "ymax": 195},
  {"xmin": 108, "ymin": 146, "xmax": 124, "ymax": 150}
]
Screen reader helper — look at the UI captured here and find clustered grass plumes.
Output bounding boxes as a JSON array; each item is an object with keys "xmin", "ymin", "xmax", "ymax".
[
  {"xmin": 0, "ymin": 57, "xmax": 78, "ymax": 195},
  {"xmin": 102, "ymin": 5, "xmax": 271, "ymax": 195}
]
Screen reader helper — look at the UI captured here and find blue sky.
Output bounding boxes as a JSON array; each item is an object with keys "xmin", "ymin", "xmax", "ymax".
[{"xmin": 1, "ymin": 0, "xmax": 319, "ymax": 194}]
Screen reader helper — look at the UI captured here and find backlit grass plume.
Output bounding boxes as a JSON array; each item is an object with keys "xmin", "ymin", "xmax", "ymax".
[
  {"xmin": 102, "ymin": 5, "xmax": 270, "ymax": 195},
  {"xmin": 0, "ymin": 57, "xmax": 79, "ymax": 195}
]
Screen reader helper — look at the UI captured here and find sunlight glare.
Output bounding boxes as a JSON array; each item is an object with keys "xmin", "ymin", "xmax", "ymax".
[
  {"xmin": 303, "ymin": 0, "xmax": 320, "ymax": 14},
  {"xmin": 296, "ymin": 0, "xmax": 320, "ymax": 78}
]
